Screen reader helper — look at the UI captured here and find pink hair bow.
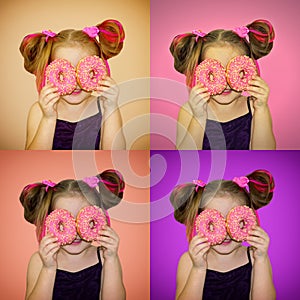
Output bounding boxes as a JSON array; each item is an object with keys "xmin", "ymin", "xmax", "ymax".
[
  {"xmin": 42, "ymin": 30, "xmax": 56, "ymax": 42},
  {"xmin": 83, "ymin": 176, "xmax": 100, "ymax": 188},
  {"xmin": 193, "ymin": 179, "xmax": 206, "ymax": 192},
  {"xmin": 83, "ymin": 26, "xmax": 100, "ymax": 38},
  {"xmin": 42, "ymin": 180, "xmax": 56, "ymax": 192},
  {"xmin": 233, "ymin": 26, "xmax": 249, "ymax": 38},
  {"xmin": 232, "ymin": 176, "xmax": 249, "ymax": 188},
  {"xmin": 192, "ymin": 29, "xmax": 206, "ymax": 42}
]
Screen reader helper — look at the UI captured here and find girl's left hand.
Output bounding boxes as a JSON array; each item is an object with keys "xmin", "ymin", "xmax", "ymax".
[
  {"xmin": 247, "ymin": 76, "xmax": 270, "ymax": 110},
  {"xmin": 246, "ymin": 226, "xmax": 270, "ymax": 261},
  {"xmin": 96, "ymin": 226, "xmax": 120, "ymax": 261},
  {"xmin": 95, "ymin": 76, "xmax": 119, "ymax": 113}
]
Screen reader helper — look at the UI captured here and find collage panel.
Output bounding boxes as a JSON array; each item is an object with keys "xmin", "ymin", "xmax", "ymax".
[
  {"xmin": 150, "ymin": 150, "xmax": 300, "ymax": 299},
  {"xmin": 1, "ymin": 0, "xmax": 150, "ymax": 150},
  {"xmin": 150, "ymin": 0, "xmax": 299, "ymax": 150},
  {"xmin": 0, "ymin": 150, "xmax": 150, "ymax": 299}
]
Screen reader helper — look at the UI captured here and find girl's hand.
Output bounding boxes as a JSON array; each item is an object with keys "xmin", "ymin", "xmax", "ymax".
[
  {"xmin": 95, "ymin": 77, "xmax": 119, "ymax": 114},
  {"xmin": 188, "ymin": 84, "xmax": 210, "ymax": 120},
  {"xmin": 247, "ymin": 226, "xmax": 270, "ymax": 261},
  {"xmin": 188, "ymin": 235, "xmax": 210, "ymax": 270},
  {"xmin": 38, "ymin": 234, "xmax": 60, "ymax": 269},
  {"xmin": 96, "ymin": 226, "xmax": 120, "ymax": 261},
  {"xmin": 247, "ymin": 76, "xmax": 270, "ymax": 110},
  {"xmin": 38, "ymin": 84, "xmax": 60, "ymax": 119}
]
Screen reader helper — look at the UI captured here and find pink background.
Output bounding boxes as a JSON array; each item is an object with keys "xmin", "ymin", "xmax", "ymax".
[
  {"xmin": 0, "ymin": 150, "xmax": 150, "ymax": 299},
  {"xmin": 150, "ymin": 0, "xmax": 300, "ymax": 149}
]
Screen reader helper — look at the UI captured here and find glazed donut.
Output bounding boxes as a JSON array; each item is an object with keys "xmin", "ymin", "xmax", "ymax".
[
  {"xmin": 45, "ymin": 58, "xmax": 77, "ymax": 95},
  {"xmin": 194, "ymin": 209, "xmax": 227, "ymax": 245},
  {"xmin": 226, "ymin": 55, "xmax": 257, "ymax": 91},
  {"xmin": 194, "ymin": 58, "xmax": 227, "ymax": 95},
  {"xmin": 45, "ymin": 209, "xmax": 77, "ymax": 245},
  {"xmin": 76, "ymin": 55, "xmax": 107, "ymax": 92},
  {"xmin": 76, "ymin": 205, "xmax": 108, "ymax": 242},
  {"xmin": 226, "ymin": 205, "xmax": 257, "ymax": 242}
]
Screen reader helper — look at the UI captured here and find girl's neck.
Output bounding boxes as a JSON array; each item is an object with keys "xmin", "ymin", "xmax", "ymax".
[{"xmin": 57, "ymin": 244, "xmax": 98, "ymax": 272}]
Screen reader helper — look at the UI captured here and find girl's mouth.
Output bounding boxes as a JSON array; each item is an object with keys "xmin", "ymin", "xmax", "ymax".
[
  {"xmin": 222, "ymin": 89, "xmax": 232, "ymax": 95},
  {"xmin": 72, "ymin": 239, "xmax": 82, "ymax": 245},
  {"xmin": 222, "ymin": 239, "xmax": 232, "ymax": 245},
  {"xmin": 72, "ymin": 89, "xmax": 82, "ymax": 95}
]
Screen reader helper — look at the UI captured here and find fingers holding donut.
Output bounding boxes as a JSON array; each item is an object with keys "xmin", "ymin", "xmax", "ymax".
[
  {"xmin": 246, "ymin": 225, "xmax": 270, "ymax": 260},
  {"xmin": 39, "ymin": 234, "xmax": 60, "ymax": 269},
  {"xmin": 188, "ymin": 84, "xmax": 210, "ymax": 119},
  {"xmin": 96, "ymin": 225, "xmax": 120, "ymax": 260},
  {"xmin": 95, "ymin": 76, "xmax": 120, "ymax": 112},
  {"xmin": 38, "ymin": 84, "xmax": 60, "ymax": 119},
  {"xmin": 247, "ymin": 76, "xmax": 270, "ymax": 109},
  {"xmin": 188, "ymin": 235, "xmax": 210, "ymax": 270}
]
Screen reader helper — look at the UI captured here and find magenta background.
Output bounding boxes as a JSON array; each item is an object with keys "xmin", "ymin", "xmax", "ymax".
[
  {"xmin": 150, "ymin": 0, "xmax": 300, "ymax": 150},
  {"xmin": 150, "ymin": 150, "xmax": 300, "ymax": 299}
]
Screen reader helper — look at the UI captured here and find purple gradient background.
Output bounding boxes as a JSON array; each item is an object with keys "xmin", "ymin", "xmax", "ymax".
[
  {"xmin": 150, "ymin": 150, "xmax": 300, "ymax": 299},
  {"xmin": 150, "ymin": 0, "xmax": 300, "ymax": 149}
]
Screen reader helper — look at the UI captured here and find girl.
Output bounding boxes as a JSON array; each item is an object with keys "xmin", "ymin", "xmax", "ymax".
[
  {"xmin": 170, "ymin": 170, "xmax": 276, "ymax": 300},
  {"xmin": 20, "ymin": 19, "xmax": 125, "ymax": 150},
  {"xmin": 170, "ymin": 19, "xmax": 276, "ymax": 150},
  {"xmin": 19, "ymin": 169, "xmax": 126, "ymax": 300}
]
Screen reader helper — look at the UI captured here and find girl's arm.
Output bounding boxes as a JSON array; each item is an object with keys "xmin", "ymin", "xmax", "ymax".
[
  {"xmin": 247, "ymin": 226, "xmax": 276, "ymax": 300},
  {"xmin": 176, "ymin": 85, "xmax": 210, "ymax": 150},
  {"xmin": 26, "ymin": 85, "xmax": 59, "ymax": 150},
  {"xmin": 98, "ymin": 77, "xmax": 126, "ymax": 150},
  {"xmin": 26, "ymin": 235, "xmax": 60, "ymax": 300},
  {"xmin": 176, "ymin": 236, "xmax": 210, "ymax": 300},
  {"xmin": 98, "ymin": 226, "xmax": 126, "ymax": 300},
  {"xmin": 248, "ymin": 76, "xmax": 276, "ymax": 150}
]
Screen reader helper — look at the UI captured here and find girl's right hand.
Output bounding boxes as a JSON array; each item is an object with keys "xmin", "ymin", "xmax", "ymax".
[
  {"xmin": 188, "ymin": 235, "xmax": 210, "ymax": 270},
  {"xmin": 38, "ymin": 84, "xmax": 60, "ymax": 119},
  {"xmin": 188, "ymin": 84, "xmax": 210, "ymax": 120},
  {"xmin": 38, "ymin": 234, "xmax": 60, "ymax": 269}
]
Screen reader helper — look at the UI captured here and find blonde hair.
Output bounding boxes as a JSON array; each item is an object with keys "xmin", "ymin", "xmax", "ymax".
[
  {"xmin": 170, "ymin": 169, "xmax": 275, "ymax": 239},
  {"xmin": 20, "ymin": 19, "xmax": 125, "ymax": 92},
  {"xmin": 170, "ymin": 19, "xmax": 275, "ymax": 86}
]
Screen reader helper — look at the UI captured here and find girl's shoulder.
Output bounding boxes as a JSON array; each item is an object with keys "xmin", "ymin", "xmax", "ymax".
[{"xmin": 178, "ymin": 250, "xmax": 192, "ymax": 270}]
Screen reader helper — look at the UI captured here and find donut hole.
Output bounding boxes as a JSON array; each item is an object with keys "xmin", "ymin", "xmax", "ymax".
[
  {"xmin": 58, "ymin": 222, "xmax": 64, "ymax": 232},
  {"xmin": 58, "ymin": 72, "xmax": 65, "ymax": 82},
  {"xmin": 208, "ymin": 72, "xmax": 214, "ymax": 82},
  {"xmin": 89, "ymin": 70, "xmax": 95, "ymax": 79},
  {"xmin": 89, "ymin": 220, "xmax": 95, "ymax": 229},
  {"xmin": 208, "ymin": 222, "xmax": 214, "ymax": 232},
  {"xmin": 239, "ymin": 220, "xmax": 245, "ymax": 229},
  {"xmin": 239, "ymin": 70, "xmax": 245, "ymax": 79}
]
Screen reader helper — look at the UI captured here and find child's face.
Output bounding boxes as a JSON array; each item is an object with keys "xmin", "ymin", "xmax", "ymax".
[
  {"xmin": 203, "ymin": 44, "xmax": 245, "ymax": 105},
  {"xmin": 53, "ymin": 194, "xmax": 92, "ymax": 254},
  {"xmin": 205, "ymin": 195, "xmax": 243, "ymax": 254},
  {"xmin": 52, "ymin": 46, "xmax": 98, "ymax": 105}
]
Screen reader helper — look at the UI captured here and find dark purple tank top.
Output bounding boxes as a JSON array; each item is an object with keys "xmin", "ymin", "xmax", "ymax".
[
  {"xmin": 52, "ymin": 247, "xmax": 102, "ymax": 300},
  {"xmin": 52, "ymin": 99, "xmax": 101, "ymax": 150},
  {"xmin": 203, "ymin": 247, "xmax": 252, "ymax": 300},
  {"xmin": 202, "ymin": 98, "xmax": 252, "ymax": 150}
]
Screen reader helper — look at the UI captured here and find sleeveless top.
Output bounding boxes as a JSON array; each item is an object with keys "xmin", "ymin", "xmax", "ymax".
[
  {"xmin": 52, "ymin": 247, "xmax": 102, "ymax": 300},
  {"xmin": 202, "ymin": 98, "xmax": 252, "ymax": 150},
  {"xmin": 52, "ymin": 99, "xmax": 102, "ymax": 150},
  {"xmin": 203, "ymin": 247, "xmax": 252, "ymax": 300}
]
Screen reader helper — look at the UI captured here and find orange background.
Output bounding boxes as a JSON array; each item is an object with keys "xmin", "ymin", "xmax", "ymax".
[
  {"xmin": 0, "ymin": 150, "xmax": 150, "ymax": 299},
  {"xmin": 0, "ymin": 0, "xmax": 150, "ymax": 149}
]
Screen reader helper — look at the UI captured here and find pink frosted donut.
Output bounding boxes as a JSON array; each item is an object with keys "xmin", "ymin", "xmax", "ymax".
[
  {"xmin": 76, "ymin": 205, "xmax": 108, "ymax": 242},
  {"xmin": 45, "ymin": 58, "xmax": 77, "ymax": 95},
  {"xmin": 194, "ymin": 58, "xmax": 227, "ymax": 95},
  {"xmin": 76, "ymin": 55, "xmax": 107, "ymax": 91},
  {"xmin": 194, "ymin": 209, "xmax": 227, "ymax": 245},
  {"xmin": 226, "ymin": 205, "xmax": 257, "ymax": 242},
  {"xmin": 45, "ymin": 209, "xmax": 77, "ymax": 245},
  {"xmin": 226, "ymin": 55, "xmax": 257, "ymax": 91}
]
